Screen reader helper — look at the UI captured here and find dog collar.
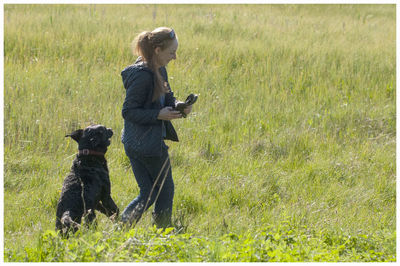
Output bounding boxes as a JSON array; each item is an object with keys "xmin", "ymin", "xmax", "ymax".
[{"xmin": 78, "ymin": 149, "xmax": 105, "ymax": 157}]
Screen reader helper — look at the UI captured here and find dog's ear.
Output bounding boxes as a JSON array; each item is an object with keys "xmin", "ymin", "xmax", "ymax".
[{"xmin": 66, "ymin": 129, "xmax": 83, "ymax": 143}]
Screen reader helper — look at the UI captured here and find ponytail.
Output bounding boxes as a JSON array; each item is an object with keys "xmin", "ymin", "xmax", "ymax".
[{"xmin": 133, "ymin": 31, "xmax": 153, "ymax": 64}]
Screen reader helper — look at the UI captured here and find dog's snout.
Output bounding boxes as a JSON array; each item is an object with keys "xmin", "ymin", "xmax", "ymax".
[{"xmin": 107, "ymin": 128, "xmax": 113, "ymax": 138}]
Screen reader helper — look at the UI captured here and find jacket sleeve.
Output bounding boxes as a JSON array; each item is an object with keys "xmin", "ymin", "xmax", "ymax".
[
  {"xmin": 122, "ymin": 70, "xmax": 160, "ymax": 125},
  {"xmin": 165, "ymin": 91, "xmax": 177, "ymax": 107},
  {"xmin": 160, "ymin": 66, "xmax": 178, "ymax": 107}
]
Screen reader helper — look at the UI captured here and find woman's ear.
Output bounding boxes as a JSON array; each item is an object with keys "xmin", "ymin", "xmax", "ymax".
[{"xmin": 154, "ymin": 47, "xmax": 161, "ymax": 55}]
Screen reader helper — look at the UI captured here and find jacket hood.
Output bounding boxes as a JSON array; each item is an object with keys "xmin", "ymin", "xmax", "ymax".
[{"xmin": 121, "ymin": 57, "xmax": 153, "ymax": 90}]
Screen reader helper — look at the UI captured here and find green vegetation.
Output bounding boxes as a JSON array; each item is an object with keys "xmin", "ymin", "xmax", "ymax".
[
  {"xmin": 4, "ymin": 4, "xmax": 396, "ymax": 262},
  {"xmin": 5, "ymin": 221, "xmax": 396, "ymax": 262}
]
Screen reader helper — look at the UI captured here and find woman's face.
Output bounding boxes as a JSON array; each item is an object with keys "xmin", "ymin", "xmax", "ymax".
[{"xmin": 154, "ymin": 38, "xmax": 178, "ymax": 67}]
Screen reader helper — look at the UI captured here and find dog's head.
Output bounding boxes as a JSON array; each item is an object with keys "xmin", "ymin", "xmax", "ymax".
[{"xmin": 66, "ymin": 125, "xmax": 113, "ymax": 153}]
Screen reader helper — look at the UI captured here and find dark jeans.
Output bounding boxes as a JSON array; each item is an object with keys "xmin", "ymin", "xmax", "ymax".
[{"xmin": 121, "ymin": 142, "xmax": 174, "ymax": 228}]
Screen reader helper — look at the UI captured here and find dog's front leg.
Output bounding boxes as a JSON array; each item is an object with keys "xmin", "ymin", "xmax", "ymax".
[
  {"xmin": 83, "ymin": 208, "xmax": 97, "ymax": 227},
  {"xmin": 81, "ymin": 180, "xmax": 103, "ymax": 227},
  {"xmin": 95, "ymin": 202, "xmax": 108, "ymax": 215},
  {"xmin": 101, "ymin": 195, "xmax": 119, "ymax": 220}
]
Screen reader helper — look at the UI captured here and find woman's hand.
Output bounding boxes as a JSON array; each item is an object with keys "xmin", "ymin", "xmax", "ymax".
[{"xmin": 158, "ymin": 107, "xmax": 182, "ymax": 120}]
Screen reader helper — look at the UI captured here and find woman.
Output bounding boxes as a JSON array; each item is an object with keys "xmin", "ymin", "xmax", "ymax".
[{"xmin": 120, "ymin": 27, "xmax": 191, "ymax": 228}]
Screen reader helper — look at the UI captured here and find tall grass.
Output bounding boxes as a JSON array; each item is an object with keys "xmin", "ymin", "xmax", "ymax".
[{"xmin": 4, "ymin": 4, "xmax": 396, "ymax": 261}]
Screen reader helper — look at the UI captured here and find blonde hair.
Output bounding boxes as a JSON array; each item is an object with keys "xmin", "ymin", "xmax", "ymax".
[{"xmin": 133, "ymin": 27, "xmax": 177, "ymax": 101}]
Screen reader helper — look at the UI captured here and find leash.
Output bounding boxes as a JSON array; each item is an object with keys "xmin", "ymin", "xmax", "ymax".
[
  {"xmin": 76, "ymin": 152, "xmax": 105, "ymax": 227},
  {"xmin": 126, "ymin": 94, "xmax": 198, "ymax": 227}
]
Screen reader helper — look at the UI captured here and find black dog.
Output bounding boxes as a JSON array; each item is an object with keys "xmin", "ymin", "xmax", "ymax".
[{"xmin": 56, "ymin": 125, "xmax": 119, "ymax": 236}]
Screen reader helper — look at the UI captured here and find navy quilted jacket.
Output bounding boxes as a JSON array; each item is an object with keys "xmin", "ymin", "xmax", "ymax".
[{"xmin": 121, "ymin": 58, "xmax": 179, "ymax": 157}]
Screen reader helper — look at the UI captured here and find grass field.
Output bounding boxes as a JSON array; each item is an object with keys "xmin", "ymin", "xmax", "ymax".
[{"xmin": 3, "ymin": 4, "xmax": 396, "ymax": 262}]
